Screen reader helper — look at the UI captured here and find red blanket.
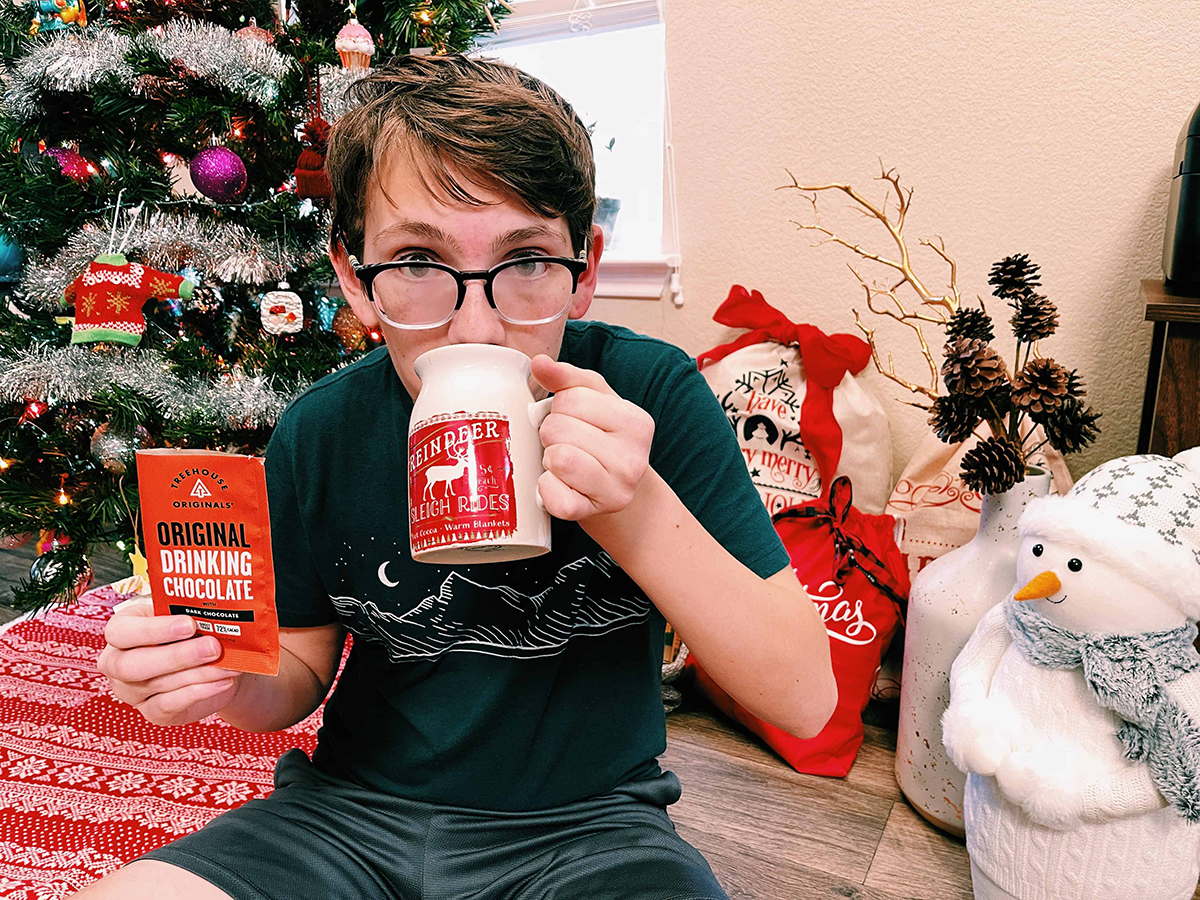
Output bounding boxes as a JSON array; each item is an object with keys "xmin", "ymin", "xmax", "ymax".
[{"xmin": 0, "ymin": 586, "xmax": 343, "ymax": 897}]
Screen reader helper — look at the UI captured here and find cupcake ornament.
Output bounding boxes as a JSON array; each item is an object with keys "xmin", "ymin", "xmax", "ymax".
[{"xmin": 336, "ymin": 16, "xmax": 375, "ymax": 70}]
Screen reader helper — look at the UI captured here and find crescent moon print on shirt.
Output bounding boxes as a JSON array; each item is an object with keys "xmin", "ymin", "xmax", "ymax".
[{"xmin": 330, "ymin": 553, "xmax": 650, "ymax": 661}]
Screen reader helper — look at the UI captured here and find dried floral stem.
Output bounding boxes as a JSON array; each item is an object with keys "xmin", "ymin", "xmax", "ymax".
[
  {"xmin": 918, "ymin": 236, "xmax": 963, "ymax": 308},
  {"xmin": 852, "ymin": 308, "xmax": 938, "ymax": 400},
  {"xmin": 780, "ymin": 163, "xmax": 962, "ymax": 398},
  {"xmin": 985, "ymin": 396, "xmax": 1008, "ymax": 442}
]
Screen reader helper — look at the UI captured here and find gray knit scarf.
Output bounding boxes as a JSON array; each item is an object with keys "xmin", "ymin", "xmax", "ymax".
[{"xmin": 1004, "ymin": 599, "xmax": 1200, "ymax": 822}]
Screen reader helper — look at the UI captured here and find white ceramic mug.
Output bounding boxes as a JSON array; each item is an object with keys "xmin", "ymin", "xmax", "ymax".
[{"xmin": 408, "ymin": 344, "xmax": 552, "ymax": 564}]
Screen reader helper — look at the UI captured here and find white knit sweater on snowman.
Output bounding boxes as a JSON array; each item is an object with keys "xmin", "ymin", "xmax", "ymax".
[{"xmin": 952, "ymin": 603, "xmax": 1200, "ymax": 900}]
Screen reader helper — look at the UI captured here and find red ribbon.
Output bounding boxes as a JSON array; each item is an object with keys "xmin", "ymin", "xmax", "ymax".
[
  {"xmin": 697, "ymin": 285, "xmax": 871, "ymax": 498},
  {"xmin": 773, "ymin": 477, "xmax": 908, "ymax": 620}
]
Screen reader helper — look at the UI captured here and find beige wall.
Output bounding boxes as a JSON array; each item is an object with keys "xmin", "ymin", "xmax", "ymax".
[{"xmin": 653, "ymin": 0, "xmax": 1200, "ymax": 482}]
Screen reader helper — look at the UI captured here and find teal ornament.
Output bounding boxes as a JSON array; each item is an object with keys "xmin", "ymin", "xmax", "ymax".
[
  {"xmin": 0, "ymin": 235, "xmax": 23, "ymax": 283},
  {"xmin": 318, "ymin": 296, "xmax": 341, "ymax": 331},
  {"xmin": 28, "ymin": 0, "xmax": 85, "ymax": 33}
]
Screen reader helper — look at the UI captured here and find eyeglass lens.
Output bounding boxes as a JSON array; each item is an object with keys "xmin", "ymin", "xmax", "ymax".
[{"xmin": 371, "ymin": 260, "xmax": 576, "ymax": 326}]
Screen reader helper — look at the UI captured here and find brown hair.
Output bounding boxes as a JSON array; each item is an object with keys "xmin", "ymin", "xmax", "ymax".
[{"xmin": 327, "ymin": 54, "xmax": 596, "ymax": 260}]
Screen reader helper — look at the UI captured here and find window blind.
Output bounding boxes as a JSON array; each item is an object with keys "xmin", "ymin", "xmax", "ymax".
[{"xmin": 477, "ymin": 0, "xmax": 661, "ymax": 49}]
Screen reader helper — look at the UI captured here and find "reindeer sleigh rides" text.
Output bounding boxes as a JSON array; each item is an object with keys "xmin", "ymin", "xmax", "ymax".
[{"xmin": 408, "ymin": 412, "xmax": 518, "ymax": 553}]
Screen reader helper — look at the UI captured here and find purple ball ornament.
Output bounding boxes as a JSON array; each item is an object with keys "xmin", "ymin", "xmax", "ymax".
[{"xmin": 189, "ymin": 147, "xmax": 248, "ymax": 203}]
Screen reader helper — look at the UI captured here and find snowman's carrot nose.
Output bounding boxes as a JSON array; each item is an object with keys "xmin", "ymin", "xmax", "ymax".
[{"xmin": 1014, "ymin": 571, "xmax": 1062, "ymax": 601}]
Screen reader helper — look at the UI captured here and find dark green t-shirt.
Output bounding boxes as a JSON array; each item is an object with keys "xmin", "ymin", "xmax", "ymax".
[{"xmin": 265, "ymin": 320, "xmax": 790, "ymax": 811}]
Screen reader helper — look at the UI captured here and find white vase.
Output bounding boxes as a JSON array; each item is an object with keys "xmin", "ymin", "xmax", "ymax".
[{"xmin": 894, "ymin": 469, "xmax": 1052, "ymax": 836}]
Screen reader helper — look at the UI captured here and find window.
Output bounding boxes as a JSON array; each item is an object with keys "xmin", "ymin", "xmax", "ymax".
[{"xmin": 475, "ymin": 1, "xmax": 679, "ymax": 304}]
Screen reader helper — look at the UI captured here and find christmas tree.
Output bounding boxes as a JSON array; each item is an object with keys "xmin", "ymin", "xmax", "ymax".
[{"xmin": 0, "ymin": 0, "xmax": 511, "ymax": 611}]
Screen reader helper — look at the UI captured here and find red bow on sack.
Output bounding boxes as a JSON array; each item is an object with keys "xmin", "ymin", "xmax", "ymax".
[{"xmin": 696, "ymin": 285, "xmax": 872, "ymax": 498}]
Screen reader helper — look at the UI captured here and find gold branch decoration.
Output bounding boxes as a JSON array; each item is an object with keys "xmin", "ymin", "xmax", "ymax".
[
  {"xmin": 778, "ymin": 163, "xmax": 1103, "ymax": 494},
  {"xmin": 777, "ymin": 163, "xmax": 962, "ymax": 400}
]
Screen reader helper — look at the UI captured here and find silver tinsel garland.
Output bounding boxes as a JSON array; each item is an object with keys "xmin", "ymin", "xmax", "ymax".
[
  {"xmin": 20, "ymin": 209, "xmax": 331, "ymax": 310},
  {"xmin": 5, "ymin": 31, "xmax": 135, "ymax": 121},
  {"xmin": 318, "ymin": 64, "xmax": 368, "ymax": 121},
  {"xmin": 0, "ymin": 345, "xmax": 307, "ymax": 430},
  {"xmin": 3, "ymin": 21, "xmax": 289, "ymax": 121},
  {"xmin": 146, "ymin": 20, "xmax": 288, "ymax": 108}
]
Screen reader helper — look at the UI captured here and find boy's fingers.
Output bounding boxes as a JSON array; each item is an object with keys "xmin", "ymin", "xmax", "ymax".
[
  {"xmin": 539, "ymin": 413, "xmax": 620, "ymax": 465},
  {"xmin": 113, "ymin": 664, "xmax": 240, "ymax": 708},
  {"xmin": 549, "ymin": 387, "xmax": 643, "ymax": 434},
  {"xmin": 537, "ymin": 471, "xmax": 595, "ymax": 522},
  {"xmin": 101, "ymin": 635, "xmax": 222, "ymax": 685},
  {"xmin": 530, "ymin": 355, "xmax": 614, "ymax": 397},
  {"xmin": 139, "ymin": 678, "xmax": 238, "ymax": 727},
  {"xmin": 542, "ymin": 444, "xmax": 610, "ymax": 505},
  {"xmin": 104, "ymin": 611, "xmax": 196, "ymax": 650}
]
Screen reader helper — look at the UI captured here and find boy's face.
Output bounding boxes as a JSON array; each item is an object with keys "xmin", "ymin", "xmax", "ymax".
[{"xmin": 331, "ymin": 149, "xmax": 602, "ymax": 400}]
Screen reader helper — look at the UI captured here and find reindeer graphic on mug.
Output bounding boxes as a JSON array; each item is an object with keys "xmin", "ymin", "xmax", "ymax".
[{"xmin": 422, "ymin": 447, "xmax": 473, "ymax": 500}]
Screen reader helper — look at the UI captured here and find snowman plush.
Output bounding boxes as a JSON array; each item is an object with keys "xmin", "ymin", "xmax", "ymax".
[{"xmin": 942, "ymin": 452, "xmax": 1200, "ymax": 900}]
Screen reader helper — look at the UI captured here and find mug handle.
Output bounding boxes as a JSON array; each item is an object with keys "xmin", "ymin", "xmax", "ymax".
[{"xmin": 529, "ymin": 397, "xmax": 554, "ymax": 510}]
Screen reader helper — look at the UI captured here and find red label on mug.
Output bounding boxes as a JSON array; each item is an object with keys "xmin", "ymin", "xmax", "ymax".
[{"xmin": 409, "ymin": 412, "xmax": 517, "ymax": 554}]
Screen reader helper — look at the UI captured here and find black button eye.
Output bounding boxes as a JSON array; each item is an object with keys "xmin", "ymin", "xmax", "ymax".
[
  {"xmin": 1068, "ymin": 558, "xmax": 1083, "ymax": 572},
  {"xmin": 1032, "ymin": 544, "xmax": 1044, "ymax": 557}
]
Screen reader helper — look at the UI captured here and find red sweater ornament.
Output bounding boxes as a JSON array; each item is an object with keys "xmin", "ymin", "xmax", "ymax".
[{"xmin": 63, "ymin": 253, "xmax": 194, "ymax": 347}]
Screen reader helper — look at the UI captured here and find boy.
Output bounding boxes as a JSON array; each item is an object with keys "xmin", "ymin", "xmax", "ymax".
[{"xmin": 82, "ymin": 55, "xmax": 835, "ymax": 900}]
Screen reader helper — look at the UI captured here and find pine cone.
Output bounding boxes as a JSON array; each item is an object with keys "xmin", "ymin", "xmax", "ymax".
[
  {"xmin": 1066, "ymin": 368, "xmax": 1086, "ymax": 398},
  {"xmin": 1010, "ymin": 293, "xmax": 1059, "ymax": 342},
  {"xmin": 960, "ymin": 437, "xmax": 1025, "ymax": 495},
  {"xmin": 929, "ymin": 393, "xmax": 982, "ymax": 444},
  {"xmin": 1040, "ymin": 398, "xmax": 1101, "ymax": 454},
  {"xmin": 989, "ymin": 253, "xmax": 1042, "ymax": 300},
  {"xmin": 945, "ymin": 307, "xmax": 995, "ymax": 343},
  {"xmin": 1013, "ymin": 357, "xmax": 1070, "ymax": 418},
  {"xmin": 942, "ymin": 338, "xmax": 1009, "ymax": 396}
]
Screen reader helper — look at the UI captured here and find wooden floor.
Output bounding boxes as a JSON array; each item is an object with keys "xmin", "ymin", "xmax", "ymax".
[
  {"xmin": 0, "ymin": 542, "xmax": 130, "ymax": 623},
  {"xmin": 665, "ymin": 701, "xmax": 974, "ymax": 900}
]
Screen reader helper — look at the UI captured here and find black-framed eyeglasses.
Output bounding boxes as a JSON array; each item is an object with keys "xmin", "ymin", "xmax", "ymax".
[{"xmin": 345, "ymin": 248, "xmax": 589, "ymax": 330}]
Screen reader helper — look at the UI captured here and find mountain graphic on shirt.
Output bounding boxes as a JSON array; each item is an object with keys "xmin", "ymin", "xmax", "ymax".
[{"xmin": 329, "ymin": 553, "xmax": 650, "ymax": 660}]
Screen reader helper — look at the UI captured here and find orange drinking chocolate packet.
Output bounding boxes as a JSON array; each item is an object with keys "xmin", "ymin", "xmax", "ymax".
[{"xmin": 135, "ymin": 449, "xmax": 279, "ymax": 676}]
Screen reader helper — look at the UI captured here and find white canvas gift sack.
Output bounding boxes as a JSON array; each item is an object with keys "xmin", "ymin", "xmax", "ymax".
[{"xmin": 697, "ymin": 285, "xmax": 891, "ymax": 515}]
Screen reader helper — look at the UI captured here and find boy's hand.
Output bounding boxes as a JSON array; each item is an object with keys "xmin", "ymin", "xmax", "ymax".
[
  {"xmin": 531, "ymin": 355, "xmax": 655, "ymax": 522},
  {"xmin": 97, "ymin": 598, "xmax": 243, "ymax": 727}
]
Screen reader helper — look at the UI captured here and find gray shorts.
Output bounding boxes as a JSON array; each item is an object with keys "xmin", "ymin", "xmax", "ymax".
[{"xmin": 139, "ymin": 748, "xmax": 728, "ymax": 900}]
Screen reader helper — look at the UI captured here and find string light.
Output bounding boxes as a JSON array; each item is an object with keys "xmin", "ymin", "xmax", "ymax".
[
  {"xmin": 0, "ymin": 459, "xmax": 10, "ymax": 470},
  {"xmin": 57, "ymin": 490, "xmax": 70, "ymax": 505},
  {"xmin": 19, "ymin": 399, "xmax": 47, "ymax": 424}
]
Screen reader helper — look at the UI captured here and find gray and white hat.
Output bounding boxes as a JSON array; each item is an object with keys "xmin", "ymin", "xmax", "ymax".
[{"xmin": 1018, "ymin": 452, "xmax": 1200, "ymax": 619}]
